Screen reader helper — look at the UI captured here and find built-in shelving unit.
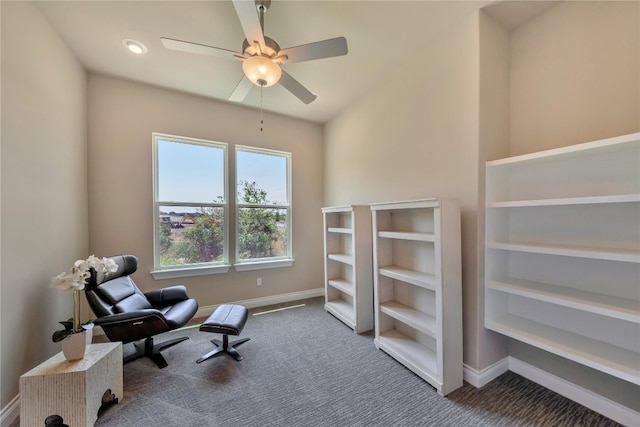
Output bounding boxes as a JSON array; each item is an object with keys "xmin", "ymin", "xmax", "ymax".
[
  {"xmin": 484, "ymin": 133, "xmax": 640, "ymax": 387},
  {"xmin": 322, "ymin": 205, "xmax": 373, "ymax": 333},
  {"xmin": 371, "ymin": 198, "xmax": 462, "ymax": 396}
]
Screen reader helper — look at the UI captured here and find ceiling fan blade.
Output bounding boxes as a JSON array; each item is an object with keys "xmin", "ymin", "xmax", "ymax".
[
  {"xmin": 229, "ymin": 75, "xmax": 254, "ymax": 102},
  {"xmin": 161, "ymin": 37, "xmax": 239, "ymax": 58},
  {"xmin": 279, "ymin": 70, "xmax": 318, "ymax": 104},
  {"xmin": 232, "ymin": 0, "xmax": 265, "ymax": 50},
  {"xmin": 278, "ymin": 37, "xmax": 348, "ymax": 64}
]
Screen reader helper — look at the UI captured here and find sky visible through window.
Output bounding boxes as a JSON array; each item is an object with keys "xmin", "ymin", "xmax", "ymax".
[
  {"xmin": 158, "ymin": 140, "xmax": 224, "ymax": 203},
  {"xmin": 158, "ymin": 140, "xmax": 288, "ymax": 209},
  {"xmin": 237, "ymin": 150, "xmax": 288, "ymax": 205}
]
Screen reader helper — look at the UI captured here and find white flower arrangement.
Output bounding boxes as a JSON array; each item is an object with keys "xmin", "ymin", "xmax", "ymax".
[
  {"xmin": 51, "ymin": 255, "xmax": 117, "ymax": 291},
  {"xmin": 50, "ymin": 255, "xmax": 118, "ymax": 342}
]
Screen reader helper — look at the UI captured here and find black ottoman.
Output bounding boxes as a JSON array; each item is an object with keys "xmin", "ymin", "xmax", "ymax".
[{"xmin": 197, "ymin": 304, "xmax": 250, "ymax": 363}]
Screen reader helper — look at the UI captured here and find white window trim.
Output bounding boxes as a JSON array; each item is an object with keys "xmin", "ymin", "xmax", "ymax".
[
  {"xmin": 233, "ymin": 258, "xmax": 295, "ymax": 272},
  {"xmin": 150, "ymin": 264, "xmax": 231, "ymax": 280},
  {"xmin": 150, "ymin": 258, "xmax": 294, "ymax": 280}
]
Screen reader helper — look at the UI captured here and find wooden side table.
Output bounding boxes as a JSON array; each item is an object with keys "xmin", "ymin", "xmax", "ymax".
[{"xmin": 20, "ymin": 342, "xmax": 123, "ymax": 427}]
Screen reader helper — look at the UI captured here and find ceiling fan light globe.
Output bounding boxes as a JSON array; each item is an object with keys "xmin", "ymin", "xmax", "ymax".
[{"xmin": 242, "ymin": 55, "xmax": 282, "ymax": 87}]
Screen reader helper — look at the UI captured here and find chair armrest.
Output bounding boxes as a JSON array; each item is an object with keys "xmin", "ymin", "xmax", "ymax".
[
  {"xmin": 93, "ymin": 309, "xmax": 164, "ymax": 326},
  {"xmin": 145, "ymin": 285, "xmax": 189, "ymax": 308}
]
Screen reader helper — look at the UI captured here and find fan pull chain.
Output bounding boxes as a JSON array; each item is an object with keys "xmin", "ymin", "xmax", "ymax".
[{"xmin": 260, "ymin": 85, "xmax": 264, "ymax": 132}]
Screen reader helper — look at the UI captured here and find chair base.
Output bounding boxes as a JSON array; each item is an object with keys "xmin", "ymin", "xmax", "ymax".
[
  {"xmin": 196, "ymin": 335, "xmax": 250, "ymax": 363},
  {"xmin": 124, "ymin": 336, "xmax": 189, "ymax": 368}
]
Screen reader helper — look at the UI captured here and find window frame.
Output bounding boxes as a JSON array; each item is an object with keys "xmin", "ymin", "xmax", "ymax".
[
  {"xmin": 234, "ymin": 145, "xmax": 293, "ymax": 271},
  {"xmin": 150, "ymin": 134, "xmax": 294, "ymax": 279},
  {"xmin": 151, "ymin": 133, "xmax": 230, "ymax": 279}
]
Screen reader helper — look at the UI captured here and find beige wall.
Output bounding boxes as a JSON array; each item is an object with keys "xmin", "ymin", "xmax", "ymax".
[
  {"xmin": 325, "ymin": 12, "xmax": 484, "ymax": 369},
  {"xmin": 1, "ymin": 1, "xmax": 88, "ymax": 411},
  {"xmin": 510, "ymin": 0, "xmax": 640, "ymax": 154},
  {"xmin": 87, "ymin": 75, "xmax": 324, "ymax": 307},
  {"xmin": 477, "ymin": 10, "xmax": 510, "ymax": 369}
]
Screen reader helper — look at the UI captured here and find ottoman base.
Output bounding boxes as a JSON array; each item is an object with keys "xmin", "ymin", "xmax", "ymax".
[
  {"xmin": 197, "ymin": 335, "xmax": 251, "ymax": 363},
  {"xmin": 197, "ymin": 304, "xmax": 249, "ymax": 363}
]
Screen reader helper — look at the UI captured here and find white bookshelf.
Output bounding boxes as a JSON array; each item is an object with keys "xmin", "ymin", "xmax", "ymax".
[
  {"xmin": 371, "ymin": 198, "xmax": 462, "ymax": 396},
  {"xmin": 322, "ymin": 205, "xmax": 373, "ymax": 333},
  {"xmin": 484, "ymin": 133, "xmax": 640, "ymax": 387}
]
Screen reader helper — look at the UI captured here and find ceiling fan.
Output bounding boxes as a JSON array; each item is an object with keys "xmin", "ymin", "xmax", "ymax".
[{"xmin": 161, "ymin": 0, "xmax": 348, "ymax": 104}]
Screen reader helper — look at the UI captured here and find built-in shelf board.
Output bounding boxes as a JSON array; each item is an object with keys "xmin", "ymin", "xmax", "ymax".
[
  {"xmin": 327, "ymin": 279, "xmax": 354, "ymax": 296},
  {"xmin": 487, "ymin": 193, "xmax": 640, "ymax": 208},
  {"xmin": 486, "ymin": 279, "xmax": 640, "ymax": 323},
  {"xmin": 487, "ymin": 133, "xmax": 640, "ymax": 166},
  {"xmin": 372, "ymin": 198, "xmax": 462, "ymax": 396},
  {"xmin": 328, "ymin": 227, "xmax": 352, "ymax": 234},
  {"xmin": 322, "ymin": 205, "xmax": 373, "ymax": 334},
  {"xmin": 377, "ymin": 231, "xmax": 436, "ymax": 242},
  {"xmin": 378, "ymin": 266, "xmax": 437, "ymax": 291},
  {"xmin": 325, "ymin": 298, "xmax": 355, "ymax": 328},
  {"xmin": 375, "ymin": 329, "xmax": 439, "ymax": 384},
  {"xmin": 486, "ymin": 241, "xmax": 640, "ymax": 263},
  {"xmin": 327, "ymin": 253, "xmax": 354, "ymax": 265},
  {"xmin": 486, "ymin": 315, "xmax": 639, "ymax": 385},
  {"xmin": 380, "ymin": 301, "xmax": 437, "ymax": 338}
]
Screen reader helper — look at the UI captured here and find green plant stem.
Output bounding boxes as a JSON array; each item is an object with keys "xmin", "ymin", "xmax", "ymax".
[{"xmin": 73, "ymin": 289, "xmax": 80, "ymax": 332}]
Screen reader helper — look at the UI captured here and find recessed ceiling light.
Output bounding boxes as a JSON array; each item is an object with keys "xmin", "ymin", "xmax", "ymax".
[{"xmin": 122, "ymin": 39, "xmax": 148, "ymax": 55}]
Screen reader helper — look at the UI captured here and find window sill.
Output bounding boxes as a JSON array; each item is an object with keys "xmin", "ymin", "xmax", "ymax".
[
  {"xmin": 150, "ymin": 264, "xmax": 231, "ymax": 280},
  {"xmin": 233, "ymin": 258, "xmax": 295, "ymax": 272},
  {"xmin": 150, "ymin": 259, "xmax": 294, "ymax": 279}
]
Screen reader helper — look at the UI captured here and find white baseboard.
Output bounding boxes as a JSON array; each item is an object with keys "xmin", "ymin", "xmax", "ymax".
[
  {"xmin": 194, "ymin": 288, "xmax": 325, "ymax": 319},
  {"xmin": 1, "ymin": 394, "xmax": 19, "ymax": 427},
  {"xmin": 508, "ymin": 357, "xmax": 640, "ymax": 427},
  {"xmin": 463, "ymin": 357, "xmax": 509, "ymax": 388}
]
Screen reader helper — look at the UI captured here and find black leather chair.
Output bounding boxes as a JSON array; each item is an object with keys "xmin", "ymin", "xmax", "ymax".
[{"xmin": 85, "ymin": 254, "xmax": 198, "ymax": 368}]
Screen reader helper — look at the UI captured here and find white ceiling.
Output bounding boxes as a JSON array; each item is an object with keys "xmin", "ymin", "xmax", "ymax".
[{"xmin": 36, "ymin": 0, "xmax": 560, "ymax": 124}]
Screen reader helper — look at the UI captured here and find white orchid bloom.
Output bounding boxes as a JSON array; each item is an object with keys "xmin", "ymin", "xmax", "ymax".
[
  {"xmin": 50, "ymin": 272, "xmax": 73, "ymax": 290},
  {"xmin": 104, "ymin": 257, "xmax": 118, "ymax": 273},
  {"xmin": 96, "ymin": 256, "xmax": 116, "ymax": 273},
  {"xmin": 85, "ymin": 255, "xmax": 118, "ymax": 274},
  {"xmin": 73, "ymin": 258, "xmax": 91, "ymax": 273},
  {"xmin": 51, "ymin": 255, "xmax": 116, "ymax": 292},
  {"xmin": 70, "ymin": 269, "xmax": 90, "ymax": 290}
]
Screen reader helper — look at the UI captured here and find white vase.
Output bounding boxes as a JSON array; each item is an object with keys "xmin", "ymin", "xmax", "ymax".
[
  {"xmin": 62, "ymin": 331, "xmax": 88, "ymax": 361},
  {"xmin": 84, "ymin": 325, "xmax": 94, "ymax": 346}
]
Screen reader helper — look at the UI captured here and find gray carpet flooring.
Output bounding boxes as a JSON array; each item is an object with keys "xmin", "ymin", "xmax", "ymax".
[{"xmin": 91, "ymin": 297, "xmax": 621, "ymax": 427}]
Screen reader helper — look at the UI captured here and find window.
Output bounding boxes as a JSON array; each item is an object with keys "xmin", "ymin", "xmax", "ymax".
[
  {"xmin": 153, "ymin": 134, "xmax": 228, "ymax": 277},
  {"xmin": 152, "ymin": 134, "xmax": 292, "ymax": 278},
  {"xmin": 235, "ymin": 146, "xmax": 291, "ymax": 268}
]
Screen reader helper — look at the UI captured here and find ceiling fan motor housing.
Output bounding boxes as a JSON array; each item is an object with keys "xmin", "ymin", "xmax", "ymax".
[{"xmin": 242, "ymin": 36, "xmax": 281, "ymax": 59}]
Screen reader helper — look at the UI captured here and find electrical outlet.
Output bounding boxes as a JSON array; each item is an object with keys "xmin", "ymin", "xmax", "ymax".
[{"xmin": 257, "ymin": 277, "xmax": 262, "ymax": 287}]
